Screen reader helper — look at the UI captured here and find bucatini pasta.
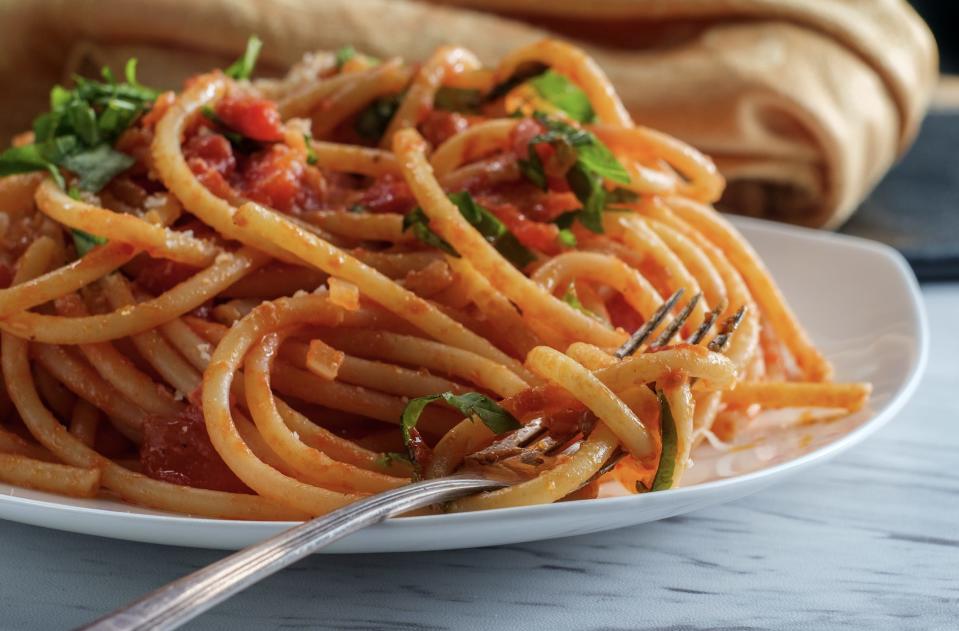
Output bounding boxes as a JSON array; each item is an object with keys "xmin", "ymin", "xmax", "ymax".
[{"xmin": 0, "ymin": 37, "xmax": 869, "ymax": 519}]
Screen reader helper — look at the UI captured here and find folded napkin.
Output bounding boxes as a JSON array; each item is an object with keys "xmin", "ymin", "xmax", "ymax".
[{"xmin": 0, "ymin": 0, "xmax": 938, "ymax": 228}]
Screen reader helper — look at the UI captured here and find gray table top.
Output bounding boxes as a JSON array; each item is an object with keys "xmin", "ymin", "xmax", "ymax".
[{"xmin": 2, "ymin": 285, "xmax": 956, "ymax": 631}]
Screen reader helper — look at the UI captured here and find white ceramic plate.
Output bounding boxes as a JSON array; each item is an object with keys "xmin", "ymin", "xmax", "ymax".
[{"xmin": 0, "ymin": 217, "xmax": 927, "ymax": 552}]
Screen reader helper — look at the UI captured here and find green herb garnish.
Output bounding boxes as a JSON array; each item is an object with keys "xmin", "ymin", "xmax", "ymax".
[
  {"xmin": 400, "ymin": 392, "xmax": 520, "ymax": 446},
  {"xmin": 448, "ymin": 191, "xmax": 535, "ymax": 268},
  {"xmin": 201, "ymin": 106, "xmax": 260, "ymax": 150},
  {"xmin": 334, "ymin": 45, "xmax": 357, "ymax": 69},
  {"xmin": 71, "ymin": 229, "xmax": 107, "ymax": 257},
  {"xmin": 61, "ymin": 144, "xmax": 135, "ymax": 193},
  {"xmin": 402, "ymin": 207, "xmax": 459, "ymax": 256},
  {"xmin": 0, "ymin": 58, "xmax": 156, "ymax": 192},
  {"xmin": 355, "ymin": 94, "xmax": 401, "ymax": 141},
  {"xmin": 517, "ymin": 147, "xmax": 547, "ymax": 190},
  {"xmin": 556, "ymin": 227, "xmax": 577, "ymax": 248},
  {"xmin": 375, "ymin": 451, "xmax": 413, "ymax": 469},
  {"xmin": 333, "ymin": 45, "xmax": 380, "ymax": 70},
  {"xmin": 0, "ymin": 59, "xmax": 157, "ymax": 192},
  {"xmin": 562, "ymin": 285, "xmax": 597, "ymax": 319},
  {"xmin": 529, "ymin": 70, "xmax": 595, "ymax": 123},
  {"xmin": 650, "ymin": 390, "xmax": 678, "ymax": 491},
  {"xmin": 606, "ymin": 187, "xmax": 640, "ymax": 206},
  {"xmin": 403, "ymin": 192, "xmax": 537, "ymax": 269},
  {"xmin": 225, "ymin": 36, "xmax": 262, "ymax": 81},
  {"xmin": 520, "ymin": 113, "xmax": 630, "ymax": 234},
  {"xmin": 304, "ymin": 133, "xmax": 318, "ymax": 165},
  {"xmin": 487, "ymin": 62, "xmax": 548, "ymax": 102}
]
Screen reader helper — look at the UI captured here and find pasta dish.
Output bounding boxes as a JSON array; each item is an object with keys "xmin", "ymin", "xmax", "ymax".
[{"xmin": 0, "ymin": 38, "xmax": 870, "ymax": 519}]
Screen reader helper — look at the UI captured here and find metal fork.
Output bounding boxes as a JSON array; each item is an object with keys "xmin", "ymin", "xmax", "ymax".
[{"xmin": 80, "ymin": 290, "xmax": 742, "ymax": 631}]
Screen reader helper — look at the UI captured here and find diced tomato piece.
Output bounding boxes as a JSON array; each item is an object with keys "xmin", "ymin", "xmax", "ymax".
[
  {"xmin": 239, "ymin": 144, "xmax": 304, "ymax": 212},
  {"xmin": 184, "ymin": 130, "xmax": 237, "ymax": 200},
  {"xmin": 471, "ymin": 181, "xmax": 578, "ymax": 223},
  {"xmin": 132, "ymin": 258, "xmax": 200, "ymax": 295},
  {"xmin": 419, "ymin": 110, "xmax": 471, "ymax": 147},
  {"xmin": 141, "ymin": 91, "xmax": 176, "ymax": 129},
  {"xmin": 477, "ymin": 199, "xmax": 562, "ymax": 254},
  {"xmin": 510, "ymin": 118, "xmax": 545, "ymax": 155},
  {"xmin": 140, "ymin": 405, "xmax": 251, "ymax": 494},
  {"xmin": 606, "ymin": 293, "xmax": 644, "ymax": 333},
  {"xmin": 184, "ymin": 131, "xmax": 236, "ymax": 176},
  {"xmin": 359, "ymin": 174, "xmax": 416, "ymax": 214},
  {"xmin": 215, "ymin": 94, "xmax": 285, "ymax": 142}
]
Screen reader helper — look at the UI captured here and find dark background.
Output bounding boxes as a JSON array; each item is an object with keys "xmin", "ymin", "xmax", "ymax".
[
  {"xmin": 911, "ymin": 1, "xmax": 956, "ymax": 71},
  {"xmin": 840, "ymin": 1, "xmax": 958, "ymax": 280}
]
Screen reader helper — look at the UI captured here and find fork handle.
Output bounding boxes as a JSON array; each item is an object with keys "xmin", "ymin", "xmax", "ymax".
[{"xmin": 79, "ymin": 475, "xmax": 504, "ymax": 631}]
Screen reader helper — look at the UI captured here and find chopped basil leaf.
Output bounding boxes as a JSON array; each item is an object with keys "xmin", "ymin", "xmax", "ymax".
[
  {"xmin": 61, "ymin": 145, "xmax": 135, "ymax": 193},
  {"xmin": 355, "ymin": 93, "xmax": 401, "ymax": 141},
  {"xmin": 335, "ymin": 45, "xmax": 357, "ymax": 69},
  {"xmin": 576, "ymin": 141, "xmax": 630, "ymax": 185},
  {"xmin": 400, "ymin": 397, "xmax": 436, "ymax": 445},
  {"xmin": 402, "ymin": 207, "xmax": 459, "ymax": 257},
  {"xmin": 536, "ymin": 115, "xmax": 629, "ymax": 184},
  {"xmin": 448, "ymin": 191, "xmax": 536, "ymax": 268},
  {"xmin": 65, "ymin": 100, "xmax": 99, "ymax": 146},
  {"xmin": 556, "ymin": 227, "xmax": 577, "ymax": 248},
  {"xmin": 0, "ymin": 143, "xmax": 62, "ymax": 186},
  {"xmin": 0, "ymin": 58, "xmax": 156, "ymax": 192},
  {"xmin": 562, "ymin": 286, "xmax": 597, "ymax": 319},
  {"xmin": 651, "ymin": 390, "xmax": 678, "ymax": 491},
  {"xmin": 303, "ymin": 133, "xmax": 318, "ymax": 165},
  {"xmin": 606, "ymin": 187, "xmax": 640, "ymax": 205},
  {"xmin": 518, "ymin": 146, "xmax": 547, "ymax": 191},
  {"xmin": 553, "ymin": 210, "xmax": 577, "ymax": 230},
  {"xmin": 375, "ymin": 451, "xmax": 412, "ymax": 469},
  {"xmin": 71, "ymin": 229, "xmax": 107, "ymax": 257},
  {"xmin": 405, "ymin": 193, "xmax": 536, "ymax": 268},
  {"xmin": 400, "ymin": 391, "xmax": 520, "ymax": 446},
  {"xmin": 225, "ymin": 35, "xmax": 262, "ymax": 80},
  {"xmin": 202, "ymin": 106, "xmax": 257, "ymax": 149},
  {"xmin": 566, "ymin": 163, "xmax": 606, "ymax": 234},
  {"xmin": 529, "ymin": 70, "xmax": 595, "ymax": 123},
  {"xmin": 347, "ymin": 204, "xmax": 366, "ymax": 213},
  {"xmin": 123, "ymin": 58, "xmax": 155, "ymax": 95},
  {"xmin": 516, "ymin": 114, "xmax": 631, "ymax": 234},
  {"xmin": 434, "ymin": 87, "xmax": 483, "ymax": 114},
  {"xmin": 487, "ymin": 62, "xmax": 548, "ymax": 102}
]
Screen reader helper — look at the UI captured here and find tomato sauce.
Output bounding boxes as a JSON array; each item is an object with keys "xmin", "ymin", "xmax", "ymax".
[
  {"xmin": 503, "ymin": 384, "xmax": 579, "ymax": 422},
  {"xmin": 94, "ymin": 421, "xmax": 136, "ymax": 459},
  {"xmin": 358, "ymin": 174, "xmax": 416, "ymax": 214},
  {"xmin": 140, "ymin": 405, "xmax": 251, "ymax": 494},
  {"xmin": 606, "ymin": 293, "xmax": 644, "ymax": 333},
  {"xmin": 131, "ymin": 258, "xmax": 200, "ymax": 295},
  {"xmin": 182, "ymin": 94, "xmax": 329, "ymax": 214},
  {"xmin": 215, "ymin": 95, "xmax": 285, "ymax": 142},
  {"xmin": 419, "ymin": 110, "xmax": 472, "ymax": 147}
]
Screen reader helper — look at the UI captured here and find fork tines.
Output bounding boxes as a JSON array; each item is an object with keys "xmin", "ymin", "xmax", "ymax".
[
  {"xmin": 468, "ymin": 295, "xmax": 746, "ymax": 479},
  {"xmin": 707, "ymin": 305, "xmax": 747, "ymax": 353},
  {"xmin": 687, "ymin": 302, "xmax": 725, "ymax": 345},
  {"xmin": 649, "ymin": 292, "xmax": 701, "ymax": 349},
  {"xmin": 614, "ymin": 288, "xmax": 685, "ymax": 359}
]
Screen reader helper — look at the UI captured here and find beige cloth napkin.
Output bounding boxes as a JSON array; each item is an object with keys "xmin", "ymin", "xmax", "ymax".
[{"xmin": 0, "ymin": 0, "xmax": 938, "ymax": 227}]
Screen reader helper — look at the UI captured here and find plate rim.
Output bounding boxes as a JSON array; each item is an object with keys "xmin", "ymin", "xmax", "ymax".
[{"xmin": 0, "ymin": 217, "xmax": 929, "ymax": 545}]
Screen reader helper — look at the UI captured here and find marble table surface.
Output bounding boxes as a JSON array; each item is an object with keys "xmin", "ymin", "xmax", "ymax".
[{"xmin": 1, "ymin": 285, "xmax": 956, "ymax": 631}]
